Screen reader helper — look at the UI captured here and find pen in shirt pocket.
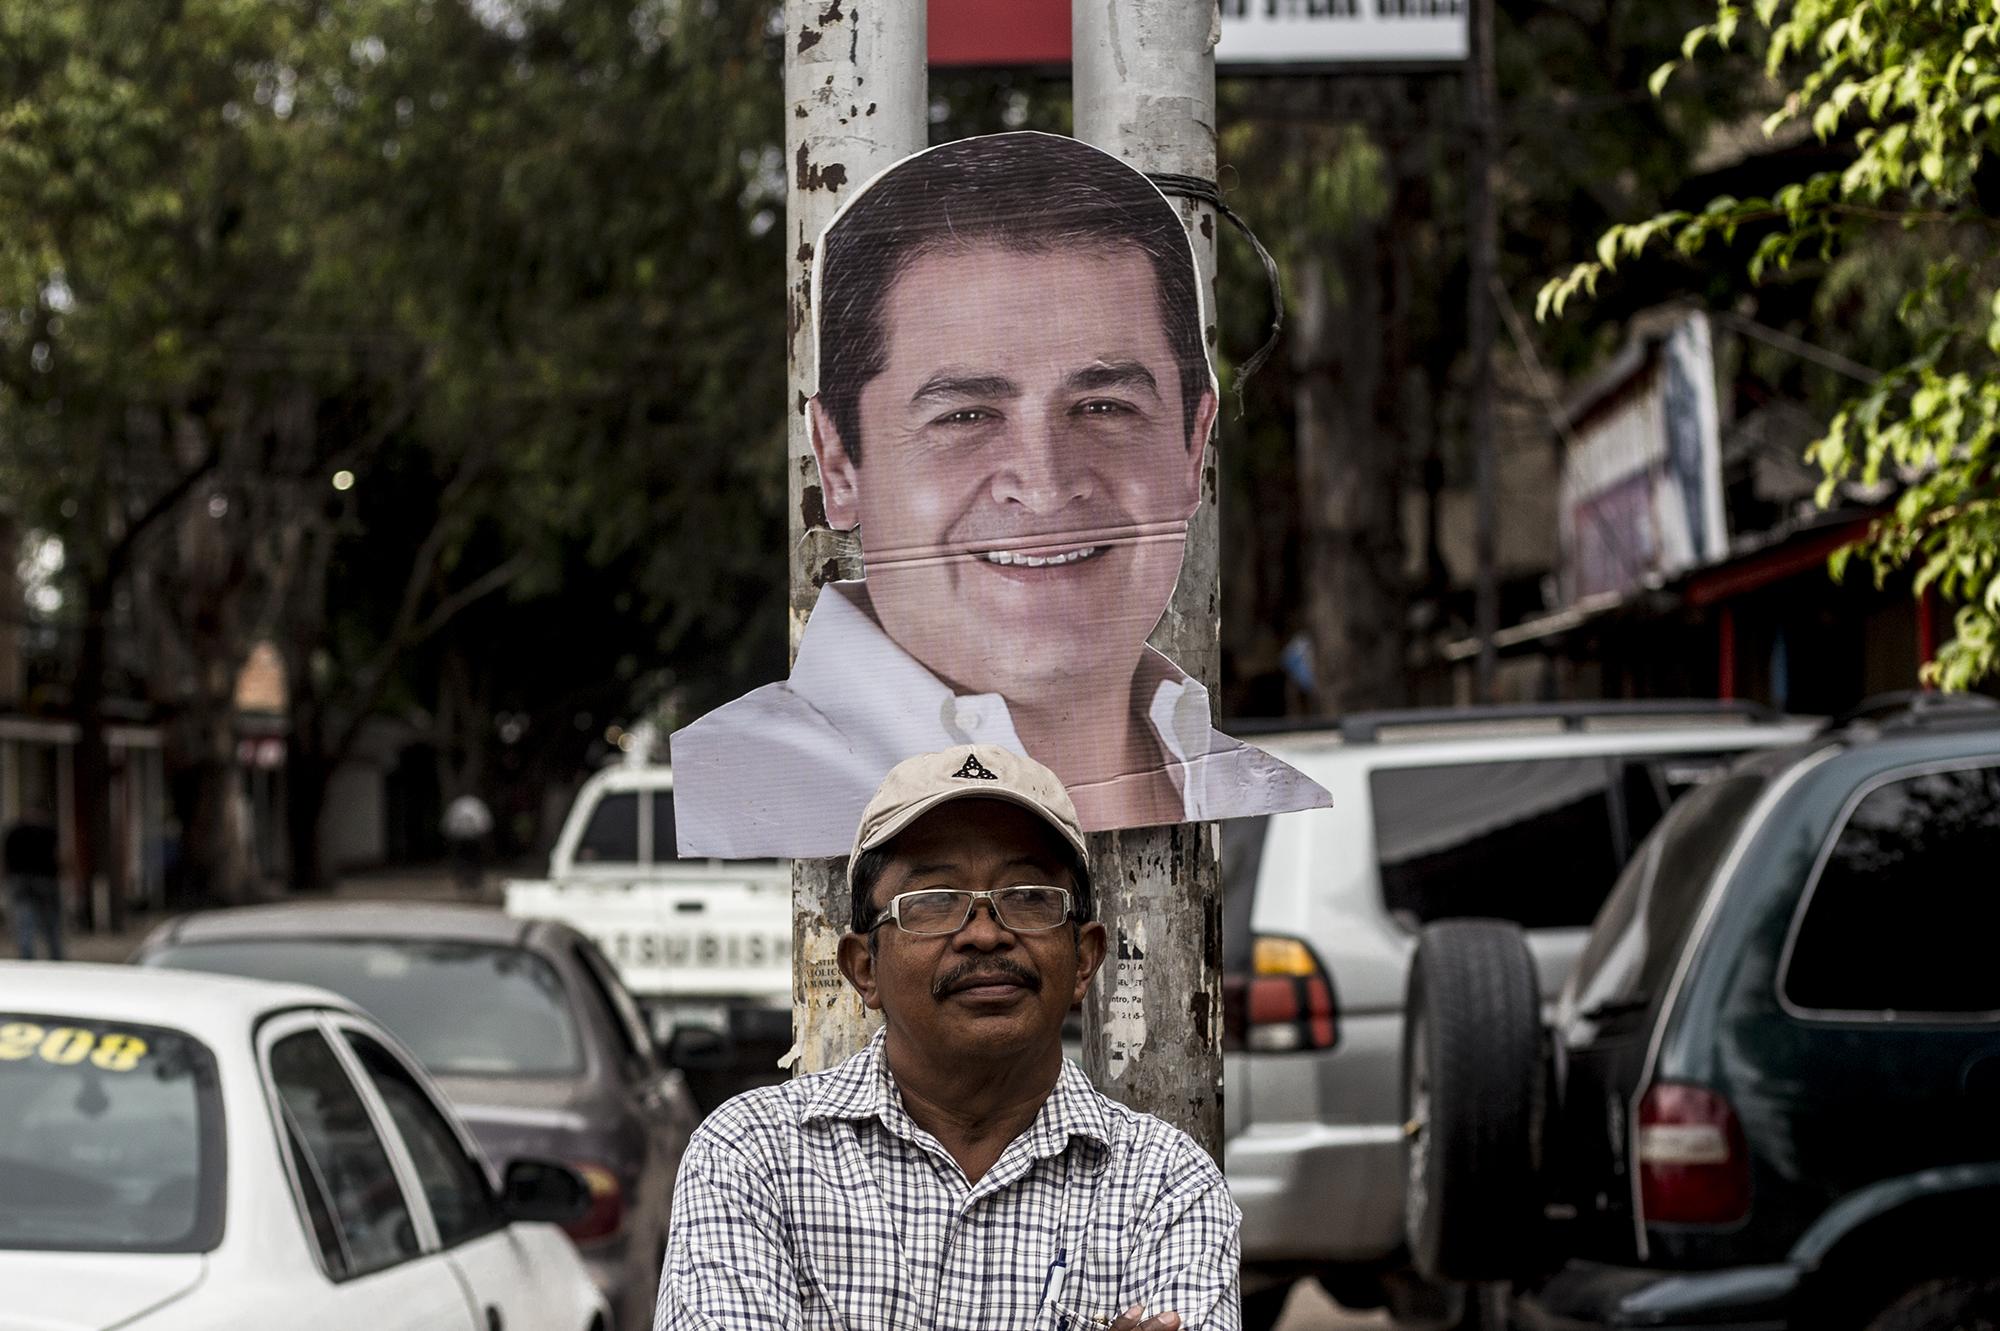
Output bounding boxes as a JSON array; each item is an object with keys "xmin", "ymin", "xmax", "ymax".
[{"xmin": 1042, "ymin": 1246, "xmax": 1110, "ymax": 1328}]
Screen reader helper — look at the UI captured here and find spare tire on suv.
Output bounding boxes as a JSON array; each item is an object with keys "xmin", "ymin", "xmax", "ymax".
[{"xmin": 1402, "ymin": 919, "xmax": 1543, "ymax": 1283}]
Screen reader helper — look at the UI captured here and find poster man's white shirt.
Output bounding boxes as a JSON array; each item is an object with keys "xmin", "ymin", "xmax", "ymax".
[{"xmin": 671, "ymin": 581, "xmax": 1328, "ymax": 859}]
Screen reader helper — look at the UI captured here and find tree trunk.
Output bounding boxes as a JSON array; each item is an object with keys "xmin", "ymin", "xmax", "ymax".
[
  {"xmin": 282, "ymin": 569, "xmax": 330, "ymax": 894},
  {"xmin": 72, "ymin": 579, "xmax": 122, "ymax": 932},
  {"xmin": 181, "ymin": 764, "xmax": 246, "ymax": 906},
  {"xmin": 178, "ymin": 688, "xmax": 253, "ymax": 905},
  {"xmin": 284, "ymin": 713, "xmax": 331, "ymax": 894},
  {"xmin": 0, "ymin": 511, "xmax": 20, "ymax": 709},
  {"xmin": 1468, "ymin": 0, "xmax": 1501, "ymax": 700},
  {"xmin": 1294, "ymin": 229, "xmax": 1410, "ymax": 716},
  {"xmin": 168, "ymin": 414, "xmax": 255, "ymax": 904}
]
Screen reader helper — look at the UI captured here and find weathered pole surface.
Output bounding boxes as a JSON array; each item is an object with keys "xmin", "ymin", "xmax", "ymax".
[
  {"xmin": 784, "ymin": 0, "xmax": 925, "ymax": 1073},
  {"xmin": 1467, "ymin": 0, "xmax": 1500, "ymax": 702},
  {"xmin": 1073, "ymin": 0, "xmax": 1224, "ymax": 1159}
]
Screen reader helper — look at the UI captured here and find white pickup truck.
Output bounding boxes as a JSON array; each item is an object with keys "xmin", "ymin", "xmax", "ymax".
[{"xmin": 504, "ymin": 759, "xmax": 793, "ymax": 1105}]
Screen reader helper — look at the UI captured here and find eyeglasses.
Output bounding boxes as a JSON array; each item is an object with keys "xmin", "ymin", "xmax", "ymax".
[{"xmin": 867, "ymin": 885, "xmax": 1076, "ymax": 936}]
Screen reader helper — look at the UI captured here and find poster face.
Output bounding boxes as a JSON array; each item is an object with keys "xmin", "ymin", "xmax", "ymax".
[{"xmin": 672, "ymin": 132, "xmax": 1329, "ymax": 859}]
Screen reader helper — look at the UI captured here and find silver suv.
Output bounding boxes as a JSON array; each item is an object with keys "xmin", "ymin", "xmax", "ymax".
[{"xmin": 1222, "ymin": 702, "xmax": 1816, "ymax": 1329}]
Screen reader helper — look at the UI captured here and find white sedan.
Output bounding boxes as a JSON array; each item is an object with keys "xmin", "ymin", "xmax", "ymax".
[{"xmin": 0, "ymin": 962, "xmax": 612, "ymax": 1331}]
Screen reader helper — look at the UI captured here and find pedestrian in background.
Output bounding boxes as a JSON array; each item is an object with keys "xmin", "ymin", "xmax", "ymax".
[
  {"xmin": 442, "ymin": 792, "xmax": 494, "ymax": 895},
  {"xmin": 3, "ymin": 810, "xmax": 63, "ymax": 960}
]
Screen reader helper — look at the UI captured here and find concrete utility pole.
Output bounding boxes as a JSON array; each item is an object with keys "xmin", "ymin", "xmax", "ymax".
[
  {"xmin": 1074, "ymin": 0, "xmax": 1224, "ymax": 1158},
  {"xmin": 784, "ymin": 0, "xmax": 926, "ymax": 1073}
]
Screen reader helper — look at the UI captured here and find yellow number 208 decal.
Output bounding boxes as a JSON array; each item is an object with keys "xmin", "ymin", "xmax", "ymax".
[{"xmin": 0, "ymin": 1022, "xmax": 150, "ymax": 1071}]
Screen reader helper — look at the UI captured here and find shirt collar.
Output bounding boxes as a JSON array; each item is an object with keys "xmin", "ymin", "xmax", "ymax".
[
  {"xmin": 802, "ymin": 1028, "xmax": 1115, "ymax": 1158},
  {"xmin": 789, "ymin": 582, "xmax": 1028, "ymax": 755}
]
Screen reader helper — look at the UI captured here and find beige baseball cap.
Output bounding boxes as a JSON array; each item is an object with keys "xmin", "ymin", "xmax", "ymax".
[{"xmin": 847, "ymin": 745, "xmax": 1087, "ymax": 886}]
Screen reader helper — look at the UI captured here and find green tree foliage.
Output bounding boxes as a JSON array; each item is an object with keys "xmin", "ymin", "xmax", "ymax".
[
  {"xmin": 1, "ymin": 0, "xmax": 789, "ymax": 891},
  {"xmin": 1542, "ymin": 0, "xmax": 2000, "ymax": 689},
  {"xmin": 0, "ymin": 0, "xmax": 372, "ymax": 906},
  {"xmin": 1207, "ymin": 1, "xmax": 1769, "ymax": 712},
  {"xmin": 282, "ymin": 0, "xmax": 789, "ymax": 795}
]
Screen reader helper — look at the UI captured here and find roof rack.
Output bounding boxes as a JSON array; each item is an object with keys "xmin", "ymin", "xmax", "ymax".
[
  {"xmin": 1816, "ymin": 689, "xmax": 2000, "ymax": 736},
  {"xmin": 1227, "ymin": 699, "xmax": 1783, "ymax": 744}
]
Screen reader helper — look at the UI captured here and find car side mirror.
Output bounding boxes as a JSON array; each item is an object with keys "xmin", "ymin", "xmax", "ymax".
[
  {"xmin": 500, "ymin": 1159, "xmax": 591, "ymax": 1226},
  {"xmin": 662, "ymin": 1024, "xmax": 730, "ymax": 1072}
]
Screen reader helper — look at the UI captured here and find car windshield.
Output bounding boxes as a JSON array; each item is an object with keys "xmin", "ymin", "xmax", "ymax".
[
  {"xmin": 1567, "ymin": 769, "xmax": 1770, "ymax": 1018},
  {"xmin": 0, "ymin": 1014, "xmax": 224, "ymax": 1253},
  {"xmin": 153, "ymin": 939, "xmax": 584, "ymax": 1077}
]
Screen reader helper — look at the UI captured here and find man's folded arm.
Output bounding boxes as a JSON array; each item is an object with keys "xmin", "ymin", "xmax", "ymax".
[
  {"xmin": 653, "ymin": 1129, "xmax": 801, "ymax": 1331},
  {"xmin": 1127, "ymin": 1144, "xmax": 1243, "ymax": 1331}
]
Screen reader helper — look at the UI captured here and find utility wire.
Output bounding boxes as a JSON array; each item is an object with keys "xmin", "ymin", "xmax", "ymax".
[{"xmin": 1711, "ymin": 310, "xmax": 1878, "ymax": 383}]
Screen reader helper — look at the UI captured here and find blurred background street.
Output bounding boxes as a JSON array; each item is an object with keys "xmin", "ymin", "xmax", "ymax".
[{"xmin": 5, "ymin": 0, "xmax": 2000, "ymax": 1328}]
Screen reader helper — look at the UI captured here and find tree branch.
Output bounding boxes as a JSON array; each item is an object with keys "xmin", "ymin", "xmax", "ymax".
[
  {"xmin": 102, "ymin": 438, "xmax": 221, "ymax": 589},
  {"xmin": 326, "ymin": 548, "xmax": 526, "ymax": 772},
  {"xmin": 408, "ymin": 554, "xmax": 528, "ymax": 645}
]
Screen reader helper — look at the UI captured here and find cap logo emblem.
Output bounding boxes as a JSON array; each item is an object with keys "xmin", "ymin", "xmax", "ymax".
[{"xmin": 952, "ymin": 753, "xmax": 999, "ymax": 781}]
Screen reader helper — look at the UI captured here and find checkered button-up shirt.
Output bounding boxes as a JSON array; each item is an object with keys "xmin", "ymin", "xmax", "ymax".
[{"xmin": 654, "ymin": 1031, "xmax": 1241, "ymax": 1331}]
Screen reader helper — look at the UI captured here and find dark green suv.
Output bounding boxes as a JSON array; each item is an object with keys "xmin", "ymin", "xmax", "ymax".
[{"xmin": 1403, "ymin": 694, "xmax": 2000, "ymax": 1331}]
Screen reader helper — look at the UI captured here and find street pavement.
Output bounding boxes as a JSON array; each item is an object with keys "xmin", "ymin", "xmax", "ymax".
[{"xmin": 1275, "ymin": 1281, "xmax": 1388, "ymax": 1331}]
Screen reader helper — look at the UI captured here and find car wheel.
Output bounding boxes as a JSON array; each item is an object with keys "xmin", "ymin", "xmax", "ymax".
[
  {"xmin": 1864, "ymin": 1276, "xmax": 2000, "ymax": 1331},
  {"xmin": 1402, "ymin": 919, "xmax": 1542, "ymax": 1283},
  {"xmin": 1241, "ymin": 1280, "xmax": 1293, "ymax": 1331}
]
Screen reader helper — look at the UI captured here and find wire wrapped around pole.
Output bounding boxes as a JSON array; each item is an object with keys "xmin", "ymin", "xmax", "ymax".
[{"xmin": 1147, "ymin": 171, "xmax": 1285, "ymax": 418}]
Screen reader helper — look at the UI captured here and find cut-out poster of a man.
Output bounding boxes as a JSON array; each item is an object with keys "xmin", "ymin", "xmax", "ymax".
[{"xmin": 673, "ymin": 132, "xmax": 1329, "ymax": 859}]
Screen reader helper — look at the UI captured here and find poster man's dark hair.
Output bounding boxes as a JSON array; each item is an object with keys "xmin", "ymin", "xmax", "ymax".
[{"xmin": 816, "ymin": 132, "xmax": 1212, "ymax": 464}]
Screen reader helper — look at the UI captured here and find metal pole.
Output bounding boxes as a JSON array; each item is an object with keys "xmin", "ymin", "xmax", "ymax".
[
  {"xmin": 785, "ymin": 0, "xmax": 926, "ymax": 1073},
  {"xmin": 1073, "ymin": 0, "xmax": 1224, "ymax": 1158},
  {"xmin": 1468, "ymin": 0, "xmax": 1500, "ymax": 702}
]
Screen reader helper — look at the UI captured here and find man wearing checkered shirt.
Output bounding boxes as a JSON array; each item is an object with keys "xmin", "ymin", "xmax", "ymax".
[{"xmin": 654, "ymin": 745, "xmax": 1241, "ymax": 1331}]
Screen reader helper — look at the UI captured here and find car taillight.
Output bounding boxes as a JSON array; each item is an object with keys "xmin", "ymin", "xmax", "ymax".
[
  {"xmin": 1223, "ymin": 935, "xmax": 1337, "ymax": 1053},
  {"xmin": 562, "ymin": 1162, "xmax": 625, "ymax": 1245},
  {"xmin": 1636, "ymin": 1083, "xmax": 1750, "ymax": 1225}
]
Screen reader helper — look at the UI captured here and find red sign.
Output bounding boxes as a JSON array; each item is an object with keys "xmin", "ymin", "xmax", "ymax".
[
  {"xmin": 929, "ymin": 0, "xmax": 1468, "ymax": 72},
  {"xmin": 929, "ymin": 0, "xmax": 1071, "ymax": 68}
]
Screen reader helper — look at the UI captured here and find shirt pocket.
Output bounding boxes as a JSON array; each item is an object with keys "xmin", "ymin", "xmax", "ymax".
[{"xmin": 1046, "ymin": 1235, "xmax": 1130, "ymax": 1331}]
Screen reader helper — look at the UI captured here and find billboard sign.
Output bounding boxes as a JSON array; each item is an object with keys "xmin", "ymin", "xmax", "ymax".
[
  {"xmin": 1217, "ymin": 0, "xmax": 1469, "ymax": 67},
  {"xmin": 1559, "ymin": 312, "xmax": 1728, "ymax": 604}
]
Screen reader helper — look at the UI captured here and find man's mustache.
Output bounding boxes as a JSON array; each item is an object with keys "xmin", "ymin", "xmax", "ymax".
[{"xmin": 932, "ymin": 957, "xmax": 1043, "ymax": 1000}]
